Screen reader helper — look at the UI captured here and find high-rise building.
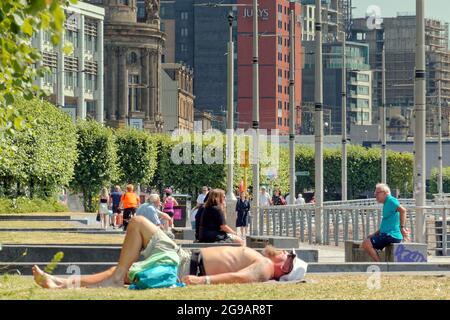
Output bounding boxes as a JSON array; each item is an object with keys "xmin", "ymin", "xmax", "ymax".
[
  {"xmin": 237, "ymin": 0, "xmax": 302, "ymax": 134},
  {"xmin": 87, "ymin": 0, "xmax": 165, "ymax": 132},
  {"xmin": 351, "ymin": 15, "xmax": 450, "ymax": 137},
  {"xmin": 302, "ymin": 41, "xmax": 372, "ymax": 133},
  {"xmin": 300, "ymin": 0, "xmax": 346, "ymax": 42},
  {"xmin": 33, "ymin": 1, "xmax": 105, "ymax": 122},
  {"xmin": 159, "ymin": 0, "xmax": 238, "ymax": 129}
]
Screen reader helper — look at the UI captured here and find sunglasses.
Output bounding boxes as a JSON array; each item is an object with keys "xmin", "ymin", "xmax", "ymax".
[{"xmin": 280, "ymin": 250, "xmax": 296, "ymax": 275}]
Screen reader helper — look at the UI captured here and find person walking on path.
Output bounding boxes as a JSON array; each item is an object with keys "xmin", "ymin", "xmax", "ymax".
[
  {"xmin": 119, "ymin": 184, "xmax": 140, "ymax": 231},
  {"xmin": 272, "ymin": 188, "xmax": 286, "ymax": 206},
  {"xmin": 110, "ymin": 185, "xmax": 123, "ymax": 229},
  {"xmin": 98, "ymin": 187, "xmax": 111, "ymax": 230},
  {"xmin": 259, "ymin": 186, "xmax": 272, "ymax": 206},
  {"xmin": 32, "ymin": 216, "xmax": 307, "ymax": 289},
  {"xmin": 361, "ymin": 183, "xmax": 410, "ymax": 262},
  {"xmin": 235, "ymin": 192, "xmax": 251, "ymax": 238},
  {"xmin": 295, "ymin": 193, "xmax": 306, "ymax": 205},
  {"xmin": 162, "ymin": 188, "xmax": 178, "ymax": 221}
]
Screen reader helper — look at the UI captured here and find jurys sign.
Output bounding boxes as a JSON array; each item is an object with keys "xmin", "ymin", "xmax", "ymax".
[{"xmin": 242, "ymin": 8, "xmax": 270, "ymax": 20}]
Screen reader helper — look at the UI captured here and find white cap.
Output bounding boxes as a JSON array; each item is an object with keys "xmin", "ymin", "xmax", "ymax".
[{"xmin": 279, "ymin": 257, "xmax": 308, "ymax": 282}]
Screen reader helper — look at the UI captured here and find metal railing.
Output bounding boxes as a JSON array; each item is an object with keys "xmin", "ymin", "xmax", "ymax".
[{"xmin": 250, "ymin": 203, "xmax": 449, "ymax": 256}]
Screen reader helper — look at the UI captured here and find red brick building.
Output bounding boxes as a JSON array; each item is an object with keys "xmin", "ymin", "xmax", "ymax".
[{"xmin": 237, "ymin": 0, "xmax": 302, "ymax": 134}]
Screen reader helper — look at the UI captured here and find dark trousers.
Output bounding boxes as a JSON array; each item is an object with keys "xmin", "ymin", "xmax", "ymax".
[{"xmin": 123, "ymin": 207, "xmax": 136, "ymax": 231}]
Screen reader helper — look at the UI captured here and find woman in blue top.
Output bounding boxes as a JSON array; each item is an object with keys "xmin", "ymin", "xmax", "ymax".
[{"xmin": 361, "ymin": 183, "xmax": 410, "ymax": 262}]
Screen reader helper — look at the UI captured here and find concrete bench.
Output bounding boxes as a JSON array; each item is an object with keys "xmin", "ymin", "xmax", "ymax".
[
  {"xmin": 246, "ymin": 236, "xmax": 299, "ymax": 249},
  {"xmin": 172, "ymin": 228, "xmax": 195, "ymax": 241},
  {"xmin": 345, "ymin": 240, "xmax": 428, "ymax": 263}
]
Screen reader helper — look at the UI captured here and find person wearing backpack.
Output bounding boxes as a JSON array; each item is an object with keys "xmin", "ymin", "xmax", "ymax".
[{"xmin": 119, "ymin": 184, "xmax": 140, "ymax": 231}]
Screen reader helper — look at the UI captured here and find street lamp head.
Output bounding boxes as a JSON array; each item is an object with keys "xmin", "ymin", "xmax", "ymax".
[{"xmin": 228, "ymin": 11, "xmax": 234, "ymax": 25}]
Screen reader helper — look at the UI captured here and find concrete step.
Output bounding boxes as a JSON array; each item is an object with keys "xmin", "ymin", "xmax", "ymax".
[
  {"xmin": 246, "ymin": 236, "xmax": 299, "ymax": 249},
  {"xmin": 0, "ymin": 244, "xmax": 121, "ymax": 263},
  {"xmin": 0, "ymin": 228, "xmax": 125, "ymax": 234},
  {"xmin": 0, "ymin": 215, "xmax": 72, "ymax": 220}
]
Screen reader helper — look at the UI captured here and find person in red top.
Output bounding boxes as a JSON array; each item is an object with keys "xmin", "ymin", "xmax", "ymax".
[{"xmin": 119, "ymin": 184, "xmax": 140, "ymax": 231}]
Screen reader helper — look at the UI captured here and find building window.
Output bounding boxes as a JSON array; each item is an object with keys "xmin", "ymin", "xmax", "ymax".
[
  {"xmin": 357, "ymin": 73, "xmax": 369, "ymax": 82},
  {"xmin": 181, "ymin": 11, "xmax": 188, "ymax": 20},
  {"xmin": 64, "ymin": 72, "xmax": 77, "ymax": 89},
  {"xmin": 129, "ymin": 52, "xmax": 138, "ymax": 64},
  {"xmin": 181, "ymin": 44, "xmax": 187, "ymax": 52},
  {"xmin": 65, "ymin": 30, "xmax": 78, "ymax": 49},
  {"xmin": 86, "ymin": 100, "xmax": 97, "ymax": 119},
  {"xmin": 278, "ymin": 85, "xmax": 282, "ymax": 93},
  {"xmin": 357, "ymin": 86, "xmax": 370, "ymax": 95},
  {"xmin": 181, "ymin": 27, "xmax": 188, "ymax": 37},
  {"xmin": 85, "ymin": 74, "xmax": 96, "ymax": 92},
  {"xmin": 161, "ymin": 22, "xmax": 165, "ymax": 32},
  {"xmin": 118, "ymin": 0, "xmax": 129, "ymax": 5},
  {"xmin": 85, "ymin": 35, "xmax": 96, "ymax": 53},
  {"xmin": 128, "ymin": 74, "xmax": 139, "ymax": 112},
  {"xmin": 278, "ymin": 20, "xmax": 282, "ymax": 29}
]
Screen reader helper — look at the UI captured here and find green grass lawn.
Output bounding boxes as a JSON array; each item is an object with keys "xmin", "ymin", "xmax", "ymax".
[
  {"xmin": 0, "ymin": 232, "xmax": 125, "ymax": 244},
  {"xmin": 0, "ymin": 221, "xmax": 82, "ymax": 229},
  {"xmin": 0, "ymin": 274, "xmax": 449, "ymax": 300}
]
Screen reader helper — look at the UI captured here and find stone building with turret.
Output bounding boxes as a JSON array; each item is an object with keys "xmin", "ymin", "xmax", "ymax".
[{"xmin": 87, "ymin": 0, "xmax": 164, "ymax": 132}]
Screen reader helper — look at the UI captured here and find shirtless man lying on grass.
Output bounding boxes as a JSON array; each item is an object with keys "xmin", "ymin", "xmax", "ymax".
[{"xmin": 33, "ymin": 216, "xmax": 307, "ymax": 288}]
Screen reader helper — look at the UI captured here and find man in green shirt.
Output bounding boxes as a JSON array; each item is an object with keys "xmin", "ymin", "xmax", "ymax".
[{"xmin": 361, "ymin": 183, "xmax": 410, "ymax": 262}]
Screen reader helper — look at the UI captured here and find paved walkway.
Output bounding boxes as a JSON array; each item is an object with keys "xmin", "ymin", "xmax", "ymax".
[{"xmin": 298, "ymin": 243, "xmax": 450, "ymax": 263}]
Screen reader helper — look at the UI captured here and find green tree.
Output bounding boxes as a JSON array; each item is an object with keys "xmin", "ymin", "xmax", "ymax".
[
  {"xmin": 0, "ymin": 0, "xmax": 75, "ymax": 159},
  {"xmin": 429, "ymin": 167, "xmax": 450, "ymax": 195},
  {"xmin": 70, "ymin": 120, "xmax": 118, "ymax": 212},
  {"xmin": 115, "ymin": 128, "xmax": 158, "ymax": 186},
  {"xmin": 0, "ymin": 97, "xmax": 77, "ymax": 198}
]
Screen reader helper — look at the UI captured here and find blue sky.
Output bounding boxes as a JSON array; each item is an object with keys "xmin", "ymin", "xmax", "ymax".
[{"xmin": 352, "ymin": 0, "xmax": 450, "ymax": 22}]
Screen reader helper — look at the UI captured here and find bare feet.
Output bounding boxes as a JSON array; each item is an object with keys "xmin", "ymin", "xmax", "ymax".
[{"xmin": 32, "ymin": 265, "xmax": 65, "ymax": 289}]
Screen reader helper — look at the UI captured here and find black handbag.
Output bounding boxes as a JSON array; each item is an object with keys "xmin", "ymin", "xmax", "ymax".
[{"xmin": 96, "ymin": 213, "xmax": 101, "ymax": 222}]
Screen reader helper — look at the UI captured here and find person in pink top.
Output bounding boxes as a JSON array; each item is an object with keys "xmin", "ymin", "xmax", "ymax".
[{"xmin": 162, "ymin": 188, "xmax": 178, "ymax": 219}]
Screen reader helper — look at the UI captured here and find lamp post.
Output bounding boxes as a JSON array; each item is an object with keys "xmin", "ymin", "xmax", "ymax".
[
  {"xmin": 381, "ymin": 44, "xmax": 387, "ymax": 184},
  {"xmin": 251, "ymin": 0, "xmax": 260, "ymax": 235},
  {"xmin": 438, "ymin": 79, "xmax": 443, "ymax": 200},
  {"xmin": 314, "ymin": 0, "xmax": 324, "ymax": 243},
  {"xmin": 415, "ymin": 0, "xmax": 426, "ymax": 243},
  {"xmin": 341, "ymin": 31, "xmax": 348, "ymax": 201},
  {"xmin": 226, "ymin": 11, "xmax": 237, "ymax": 206},
  {"xmin": 288, "ymin": 9, "xmax": 296, "ymax": 205}
]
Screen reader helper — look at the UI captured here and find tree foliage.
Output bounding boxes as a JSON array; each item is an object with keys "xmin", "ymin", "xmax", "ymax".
[
  {"xmin": 115, "ymin": 128, "xmax": 158, "ymax": 186},
  {"xmin": 0, "ymin": 97, "xmax": 77, "ymax": 198},
  {"xmin": 0, "ymin": 0, "xmax": 76, "ymax": 157},
  {"xmin": 429, "ymin": 167, "xmax": 450, "ymax": 195},
  {"xmin": 294, "ymin": 145, "xmax": 413, "ymax": 200},
  {"xmin": 70, "ymin": 120, "xmax": 118, "ymax": 212}
]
